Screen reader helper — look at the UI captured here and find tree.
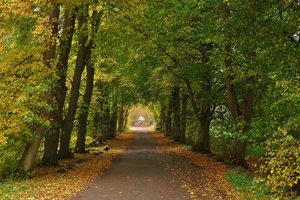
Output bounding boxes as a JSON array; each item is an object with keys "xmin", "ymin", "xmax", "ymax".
[
  {"xmin": 59, "ymin": 4, "xmax": 96, "ymax": 158},
  {"xmin": 43, "ymin": 5, "xmax": 76, "ymax": 166},
  {"xmin": 19, "ymin": 1, "xmax": 60, "ymax": 172}
]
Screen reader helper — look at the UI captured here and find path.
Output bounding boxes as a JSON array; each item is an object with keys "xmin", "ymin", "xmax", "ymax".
[{"xmin": 72, "ymin": 129, "xmax": 208, "ymax": 200}]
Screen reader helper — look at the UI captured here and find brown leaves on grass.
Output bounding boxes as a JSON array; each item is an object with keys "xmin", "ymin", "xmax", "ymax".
[
  {"xmin": 152, "ymin": 132, "xmax": 242, "ymax": 200},
  {"xmin": 5, "ymin": 132, "xmax": 134, "ymax": 200}
]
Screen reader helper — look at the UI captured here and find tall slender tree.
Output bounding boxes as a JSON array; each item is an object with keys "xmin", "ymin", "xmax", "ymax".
[{"xmin": 43, "ymin": 7, "xmax": 76, "ymax": 166}]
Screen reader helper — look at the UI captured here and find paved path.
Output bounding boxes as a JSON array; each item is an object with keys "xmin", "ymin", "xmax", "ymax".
[{"xmin": 73, "ymin": 130, "xmax": 191, "ymax": 200}]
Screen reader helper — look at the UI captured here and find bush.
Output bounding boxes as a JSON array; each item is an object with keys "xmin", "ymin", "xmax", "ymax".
[
  {"xmin": 258, "ymin": 129, "xmax": 300, "ymax": 196},
  {"xmin": 0, "ymin": 140, "xmax": 25, "ymax": 179},
  {"xmin": 210, "ymin": 133, "xmax": 234, "ymax": 162}
]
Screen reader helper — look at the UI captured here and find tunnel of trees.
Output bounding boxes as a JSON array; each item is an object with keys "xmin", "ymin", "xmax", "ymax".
[{"xmin": 0, "ymin": 0, "xmax": 299, "ymax": 196}]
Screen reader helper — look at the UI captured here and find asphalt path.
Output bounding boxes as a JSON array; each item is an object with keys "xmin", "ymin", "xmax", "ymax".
[{"xmin": 72, "ymin": 129, "xmax": 191, "ymax": 200}]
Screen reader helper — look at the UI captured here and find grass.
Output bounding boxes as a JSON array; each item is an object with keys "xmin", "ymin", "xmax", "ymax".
[
  {"xmin": 225, "ymin": 168, "xmax": 271, "ymax": 200},
  {"xmin": 226, "ymin": 168, "xmax": 300, "ymax": 200},
  {"xmin": 0, "ymin": 180, "xmax": 31, "ymax": 199}
]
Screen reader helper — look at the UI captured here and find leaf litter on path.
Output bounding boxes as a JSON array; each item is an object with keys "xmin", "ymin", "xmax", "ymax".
[{"xmin": 151, "ymin": 132, "xmax": 242, "ymax": 200}]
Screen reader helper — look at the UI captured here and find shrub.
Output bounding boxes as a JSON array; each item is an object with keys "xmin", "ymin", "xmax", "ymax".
[
  {"xmin": 258, "ymin": 129, "xmax": 300, "ymax": 196},
  {"xmin": 210, "ymin": 133, "xmax": 234, "ymax": 162},
  {"xmin": 0, "ymin": 140, "xmax": 25, "ymax": 179}
]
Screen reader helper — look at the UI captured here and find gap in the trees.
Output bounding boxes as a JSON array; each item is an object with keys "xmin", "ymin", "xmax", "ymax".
[{"xmin": 128, "ymin": 104, "xmax": 156, "ymax": 131}]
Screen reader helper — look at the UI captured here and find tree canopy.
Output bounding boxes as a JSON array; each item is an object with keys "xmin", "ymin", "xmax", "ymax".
[{"xmin": 0, "ymin": 0, "xmax": 299, "ymax": 197}]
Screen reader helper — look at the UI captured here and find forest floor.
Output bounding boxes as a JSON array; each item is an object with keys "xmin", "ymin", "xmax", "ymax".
[{"xmin": 0, "ymin": 130, "xmax": 242, "ymax": 200}]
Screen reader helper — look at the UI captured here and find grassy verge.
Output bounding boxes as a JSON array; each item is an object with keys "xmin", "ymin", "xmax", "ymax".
[
  {"xmin": 0, "ymin": 180, "xmax": 31, "ymax": 199},
  {"xmin": 225, "ymin": 168, "xmax": 272, "ymax": 200},
  {"xmin": 226, "ymin": 167, "xmax": 300, "ymax": 200}
]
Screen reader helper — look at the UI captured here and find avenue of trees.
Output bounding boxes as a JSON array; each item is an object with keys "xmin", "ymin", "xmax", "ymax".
[{"xmin": 0, "ymin": 0, "xmax": 299, "ymax": 196}]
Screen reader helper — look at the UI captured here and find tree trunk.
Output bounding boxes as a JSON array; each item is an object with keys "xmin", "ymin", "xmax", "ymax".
[
  {"xmin": 43, "ymin": 8, "xmax": 76, "ymax": 166},
  {"xmin": 93, "ymin": 80, "xmax": 104, "ymax": 139},
  {"xmin": 117, "ymin": 104, "xmax": 124, "ymax": 132},
  {"xmin": 109, "ymin": 112, "xmax": 118, "ymax": 138},
  {"xmin": 109, "ymin": 88, "xmax": 118, "ymax": 139},
  {"xmin": 165, "ymin": 99, "xmax": 172, "ymax": 137},
  {"xmin": 102, "ymin": 93, "xmax": 111, "ymax": 141},
  {"xmin": 100, "ymin": 89, "xmax": 111, "ymax": 141},
  {"xmin": 194, "ymin": 64, "xmax": 212, "ymax": 153},
  {"xmin": 185, "ymin": 78, "xmax": 212, "ymax": 153},
  {"xmin": 223, "ymin": 3, "xmax": 251, "ymax": 169},
  {"xmin": 123, "ymin": 104, "xmax": 130, "ymax": 130},
  {"xmin": 75, "ymin": 63, "xmax": 95, "ymax": 153},
  {"xmin": 109, "ymin": 105, "xmax": 118, "ymax": 139},
  {"xmin": 19, "ymin": 2, "xmax": 60, "ymax": 171},
  {"xmin": 172, "ymin": 87, "xmax": 181, "ymax": 141},
  {"xmin": 159, "ymin": 103, "xmax": 166, "ymax": 132},
  {"xmin": 19, "ymin": 126, "xmax": 46, "ymax": 171},
  {"xmin": 180, "ymin": 93, "xmax": 188, "ymax": 144},
  {"xmin": 225, "ymin": 76, "xmax": 249, "ymax": 168},
  {"xmin": 184, "ymin": 79, "xmax": 199, "ymax": 118},
  {"xmin": 59, "ymin": 5, "xmax": 90, "ymax": 159},
  {"xmin": 234, "ymin": 77, "xmax": 254, "ymax": 168},
  {"xmin": 43, "ymin": 4, "xmax": 60, "ymax": 69},
  {"xmin": 192, "ymin": 111, "xmax": 211, "ymax": 153}
]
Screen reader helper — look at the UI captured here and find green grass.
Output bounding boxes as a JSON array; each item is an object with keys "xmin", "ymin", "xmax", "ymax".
[
  {"xmin": 226, "ymin": 168, "xmax": 300, "ymax": 200},
  {"xmin": 225, "ymin": 168, "xmax": 271, "ymax": 200},
  {"xmin": 0, "ymin": 180, "xmax": 30, "ymax": 199}
]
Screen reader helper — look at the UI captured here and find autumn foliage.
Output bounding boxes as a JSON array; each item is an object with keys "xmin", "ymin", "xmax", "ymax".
[
  {"xmin": 0, "ymin": 0, "xmax": 299, "ymax": 198},
  {"xmin": 258, "ymin": 129, "xmax": 300, "ymax": 195}
]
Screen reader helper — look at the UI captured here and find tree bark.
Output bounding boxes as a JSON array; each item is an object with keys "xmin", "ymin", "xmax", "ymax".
[
  {"xmin": 193, "ymin": 64, "xmax": 212, "ymax": 153},
  {"xmin": 159, "ymin": 103, "xmax": 166, "ymax": 132},
  {"xmin": 43, "ymin": 4, "xmax": 60, "ymax": 69},
  {"xmin": 59, "ymin": 5, "xmax": 90, "ymax": 159},
  {"xmin": 19, "ymin": 126, "xmax": 46, "ymax": 171},
  {"xmin": 93, "ymin": 80, "xmax": 104, "ymax": 139},
  {"xmin": 180, "ymin": 93, "xmax": 188, "ymax": 144},
  {"xmin": 102, "ymin": 91, "xmax": 111, "ymax": 141},
  {"xmin": 192, "ymin": 109, "xmax": 211, "ymax": 153},
  {"xmin": 123, "ymin": 104, "xmax": 130, "ymax": 130},
  {"xmin": 225, "ymin": 76, "xmax": 248, "ymax": 168},
  {"xmin": 184, "ymin": 79, "xmax": 199, "ymax": 118},
  {"xmin": 43, "ymin": 8, "xmax": 76, "ymax": 166},
  {"xmin": 109, "ymin": 101, "xmax": 118, "ymax": 139},
  {"xmin": 185, "ymin": 78, "xmax": 212, "ymax": 153},
  {"xmin": 235, "ymin": 77, "xmax": 254, "ymax": 168},
  {"xmin": 165, "ymin": 98, "xmax": 172, "ymax": 137},
  {"xmin": 75, "ymin": 63, "xmax": 95, "ymax": 153},
  {"xmin": 172, "ymin": 87, "xmax": 181, "ymax": 141},
  {"xmin": 117, "ymin": 104, "xmax": 124, "ymax": 132}
]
